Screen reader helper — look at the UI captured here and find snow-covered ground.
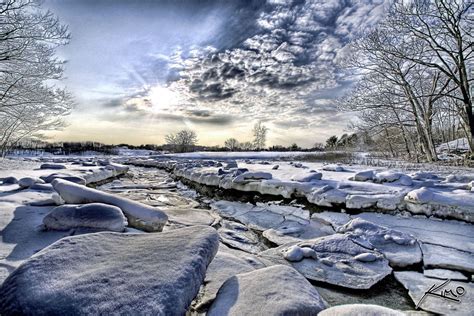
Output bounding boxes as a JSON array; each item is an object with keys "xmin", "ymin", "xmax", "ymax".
[
  {"xmin": 0, "ymin": 154, "xmax": 473, "ymax": 315},
  {"xmin": 160, "ymin": 150, "xmax": 339, "ymax": 159}
]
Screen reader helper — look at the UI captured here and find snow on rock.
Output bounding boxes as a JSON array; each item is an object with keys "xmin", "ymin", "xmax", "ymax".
[
  {"xmin": 262, "ymin": 218, "xmax": 335, "ymax": 246},
  {"xmin": 345, "ymin": 193, "xmax": 404, "ymax": 211},
  {"xmin": 1, "ymin": 176, "xmax": 18, "ymax": 184},
  {"xmin": 211, "ymin": 201, "xmax": 308, "ymax": 232},
  {"xmin": 318, "ymin": 304, "xmax": 404, "ymax": 316},
  {"xmin": 260, "ymin": 234, "xmax": 392, "ymax": 289},
  {"xmin": 207, "ymin": 265, "xmax": 327, "ymax": 316},
  {"xmin": 394, "ymin": 271, "xmax": 474, "ymax": 315},
  {"xmin": 356, "ymin": 212, "xmax": 474, "ymax": 254},
  {"xmin": 272, "ymin": 164, "xmax": 279, "ymax": 170},
  {"xmin": 436, "ymin": 137, "xmax": 470, "ymax": 153},
  {"xmin": 337, "ymin": 218, "xmax": 422, "ymax": 267},
  {"xmin": 39, "ymin": 163, "xmax": 67, "ymax": 170},
  {"xmin": 307, "ymin": 187, "xmax": 347, "ymax": 207},
  {"xmin": 51, "ymin": 179, "xmax": 168, "ymax": 232},
  {"xmin": 40, "ymin": 173, "xmax": 86, "ymax": 185},
  {"xmin": 290, "ymin": 172, "xmax": 322, "ymax": 182},
  {"xmin": 423, "ymin": 269, "xmax": 468, "ymax": 281},
  {"xmin": 410, "ymin": 172, "xmax": 440, "ymax": 181},
  {"xmin": 81, "ymin": 163, "xmax": 129, "ymax": 184},
  {"xmin": 421, "ymin": 243, "xmax": 474, "ymax": 273},
  {"xmin": 312, "ymin": 211, "xmax": 352, "ymax": 229},
  {"xmin": 218, "ymin": 220, "xmax": 266, "ymax": 254},
  {"xmin": 351, "ymin": 170, "xmax": 376, "ymax": 181},
  {"xmin": 405, "ymin": 187, "xmax": 434, "ymax": 204},
  {"xmin": 18, "ymin": 177, "xmax": 45, "ymax": 188},
  {"xmin": 163, "ymin": 208, "xmax": 216, "ymax": 230},
  {"xmin": 224, "ymin": 160, "xmax": 238, "ymax": 169},
  {"xmin": 43, "ymin": 203, "xmax": 127, "ymax": 232},
  {"xmin": 232, "ymin": 171, "xmax": 272, "ymax": 183},
  {"xmin": 322, "ymin": 164, "xmax": 346, "ymax": 172},
  {"xmin": 404, "ymin": 187, "xmax": 474, "ymax": 222},
  {"xmin": 374, "ymin": 171, "xmax": 408, "ymax": 183},
  {"xmin": 0, "ymin": 226, "xmax": 219, "ymax": 315},
  {"xmin": 192, "ymin": 245, "xmax": 268, "ymax": 312}
]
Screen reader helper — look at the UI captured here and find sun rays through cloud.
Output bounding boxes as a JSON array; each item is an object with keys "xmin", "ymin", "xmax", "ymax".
[{"xmin": 44, "ymin": 0, "xmax": 390, "ymax": 146}]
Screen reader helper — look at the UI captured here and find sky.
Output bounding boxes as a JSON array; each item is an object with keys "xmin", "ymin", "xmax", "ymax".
[{"xmin": 44, "ymin": 0, "xmax": 389, "ymax": 148}]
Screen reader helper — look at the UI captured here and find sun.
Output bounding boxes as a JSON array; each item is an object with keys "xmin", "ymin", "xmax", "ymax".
[{"xmin": 148, "ymin": 86, "xmax": 179, "ymax": 113}]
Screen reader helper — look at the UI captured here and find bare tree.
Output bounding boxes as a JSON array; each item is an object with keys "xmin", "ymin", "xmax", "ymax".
[
  {"xmin": 389, "ymin": 0, "xmax": 474, "ymax": 150},
  {"xmin": 0, "ymin": 0, "xmax": 73, "ymax": 156},
  {"xmin": 252, "ymin": 121, "xmax": 268, "ymax": 150},
  {"xmin": 165, "ymin": 129, "xmax": 198, "ymax": 152},
  {"xmin": 325, "ymin": 136, "xmax": 338, "ymax": 150},
  {"xmin": 224, "ymin": 138, "xmax": 239, "ymax": 151},
  {"xmin": 240, "ymin": 141, "xmax": 254, "ymax": 151}
]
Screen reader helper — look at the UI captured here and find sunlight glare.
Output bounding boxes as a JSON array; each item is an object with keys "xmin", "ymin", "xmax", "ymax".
[{"xmin": 149, "ymin": 86, "xmax": 179, "ymax": 113}]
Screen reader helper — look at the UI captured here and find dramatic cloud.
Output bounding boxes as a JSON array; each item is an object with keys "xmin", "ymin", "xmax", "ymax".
[{"xmin": 45, "ymin": 0, "xmax": 389, "ymax": 146}]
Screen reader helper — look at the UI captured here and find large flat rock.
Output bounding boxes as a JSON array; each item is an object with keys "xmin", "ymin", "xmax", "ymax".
[
  {"xmin": 421, "ymin": 243, "xmax": 474, "ymax": 273},
  {"xmin": 262, "ymin": 218, "xmax": 335, "ymax": 246},
  {"xmin": 211, "ymin": 201, "xmax": 309, "ymax": 232},
  {"xmin": 394, "ymin": 271, "xmax": 474, "ymax": 315},
  {"xmin": 191, "ymin": 245, "xmax": 268, "ymax": 312},
  {"xmin": 259, "ymin": 234, "xmax": 392, "ymax": 289},
  {"xmin": 355, "ymin": 212, "xmax": 474, "ymax": 253},
  {"xmin": 338, "ymin": 218, "xmax": 422, "ymax": 267},
  {"xmin": 218, "ymin": 220, "xmax": 266, "ymax": 254},
  {"xmin": 162, "ymin": 207, "xmax": 216, "ymax": 230},
  {"xmin": 0, "ymin": 226, "xmax": 219, "ymax": 315},
  {"xmin": 207, "ymin": 265, "xmax": 327, "ymax": 315},
  {"xmin": 319, "ymin": 304, "xmax": 404, "ymax": 316}
]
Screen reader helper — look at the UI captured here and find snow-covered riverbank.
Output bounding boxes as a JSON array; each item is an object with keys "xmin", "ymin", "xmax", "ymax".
[{"xmin": 0, "ymin": 155, "xmax": 473, "ymax": 315}]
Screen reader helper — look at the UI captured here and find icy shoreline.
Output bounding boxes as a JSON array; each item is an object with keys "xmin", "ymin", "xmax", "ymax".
[
  {"xmin": 0, "ymin": 156, "xmax": 473, "ymax": 315},
  {"xmin": 125, "ymin": 157, "xmax": 474, "ymax": 223}
]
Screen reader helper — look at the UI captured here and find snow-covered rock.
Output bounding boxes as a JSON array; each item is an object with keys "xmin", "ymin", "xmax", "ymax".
[
  {"xmin": 345, "ymin": 193, "xmax": 403, "ymax": 211},
  {"xmin": 262, "ymin": 218, "xmax": 334, "ymax": 246},
  {"xmin": 356, "ymin": 212, "xmax": 474, "ymax": 254},
  {"xmin": 18, "ymin": 177, "xmax": 45, "ymax": 188},
  {"xmin": 338, "ymin": 218, "xmax": 422, "ymax": 267},
  {"xmin": 51, "ymin": 179, "xmax": 168, "ymax": 232},
  {"xmin": 405, "ymin": 187, "xmax": 474, "ymax": 222},
  {"xmin": 192, "ymin": 246, "xmax": 267, "ymax": 312},
  {"xmin": 421, "ymin": 243, "xmax": 474, "ymax": 273},
  {"xmin": 43, "ymin": 203, "xmax": 127, "ymax": 232},
  {"xmin": 232, "ymin": 171, "xmax": 272, "ymax": 183},
  {"xmin": 411, "ymin": 172, "xmax": 439, "ymax": 181},
  {"xmin": 40, "ymin": 173, "xmax": 86, "ymax": 185},
  {"xmin": 218, "ymin": 220, "xmax": 266, "ymax": 254},
  {"xmin": 0, "ymin": 226, "xmax": 219, "ymax": 315},
  {"xmin": 291, "ymin": 172, "xmax": 322, "ymax": 182},
  {"xmin": 405, "ymin": 187, "xmax": 434, "ymax": 204},
  {"xmin": 207, "ymin": 265, "xmax": 327, "ymax": 316},
  {"xmin": 260, "ymin": 234, "xmax": 392, "ymax": 289},
  {"xmin": 423, "ymin": 269, "xmax": 468, "ymax": 281},
  {"xmin": 39, "ymin": 163, "xmax": 67, "ymax": 170},
  {"xmin": 374, "ymin": 171, "xmax": 408, "ymax": 183},
  {"xmin": 312, "ymin": 211, "xmax": 352, "ymax": 229},
  {"xmin": 319, "ymin": 304, "xmax": 404, "ymax": 316},
  {"xmin": 322, "ymin": 164, "xmax": 347, "ymax": 172},
  {"xmin": 394, "ymin": 271, "xmax": 474, "ymax": 315},
  {"xmin": 352, "ymin": 170, "xmax": 376, "ymax": 181},
  {"xmin": 224, "ymin": 160, "xmax": 238, "ymax": 169},
  {"xmin": 211, "ymin": 201, "xmax": 309, "ymax": 232},
  {"xmin": 163, "ymin": 207, "xmax": 216, "ymax": 229},
  {"xmin": 272, "ymin": 164, "xmax": 279, "ymax": 170},
  {"xmin": 1, "ymin": 176, "xmax": 18, "ymax": 184}
]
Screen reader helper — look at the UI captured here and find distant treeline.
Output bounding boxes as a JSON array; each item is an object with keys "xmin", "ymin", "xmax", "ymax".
[{"xmin": 11, "ymin": 141, "xmax": 160, "ymax": 155}]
